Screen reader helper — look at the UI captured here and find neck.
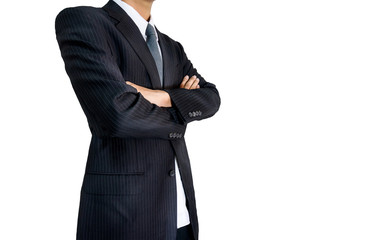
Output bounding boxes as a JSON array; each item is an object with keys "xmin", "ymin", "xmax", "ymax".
[{"xmin": 122, "ymin": 0, "xmax": 153, "ymax": 21}]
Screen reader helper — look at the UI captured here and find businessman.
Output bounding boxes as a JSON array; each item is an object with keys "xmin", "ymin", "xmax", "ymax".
[{"xmin": 55, "ymin": 0, "xmax": 220, "ymax": 239}]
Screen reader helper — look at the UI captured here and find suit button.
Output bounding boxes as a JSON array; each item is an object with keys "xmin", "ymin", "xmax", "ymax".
[
  {"xmin": 189, "ymin": 112, "xmax": 193, "ymax": 117},
  {"xmin": 169, "ymin": 170, "xmax": 175, "ymax": 177}
]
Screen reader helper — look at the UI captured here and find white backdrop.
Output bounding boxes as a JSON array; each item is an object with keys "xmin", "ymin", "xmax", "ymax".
[{"xmin": 0, "ymin": 0, "xmax": 380, "ymax": 239}]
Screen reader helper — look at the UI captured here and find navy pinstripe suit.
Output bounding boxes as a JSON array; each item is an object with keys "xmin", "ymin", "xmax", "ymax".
[{"xmin": 55, "ymin": 1, "xmax": 220, "ymax": 239}]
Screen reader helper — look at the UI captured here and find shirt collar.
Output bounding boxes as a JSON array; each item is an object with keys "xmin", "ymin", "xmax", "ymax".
[{"xmin": 113, "ymin": 0, "xmax": 158, "ymax": 41}]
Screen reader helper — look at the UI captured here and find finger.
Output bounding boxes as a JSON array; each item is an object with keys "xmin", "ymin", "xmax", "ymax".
[
  {"xmin": 126, "ymin": 81, "xmax": 136, "ymax": 87},
  {"xmin": 196, "ymin": 85, "xmax": 200, "ymax": 89},
  {"xmin": 189, "ymin": 78, "xmax": 200, "ymax": 90},
  {"xmin": 182, "ymin": 75, "xmax": 196, "ymax": 89},
  {"xmin": 184, "ymin": 75, "xmax": 197, "ymax": 89},
  {"xmin": 126, "ymin": 81, "xmax": 141, "ymax": 92},
  {"xmin": 180, "ymin": 75, "xmax": 189, "ymax": 88}
]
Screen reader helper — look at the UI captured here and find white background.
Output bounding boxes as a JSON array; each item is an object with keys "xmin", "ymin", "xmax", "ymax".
[{"xmin": 0, "ymin": 0, "xmax": 380, "ymax": 239}]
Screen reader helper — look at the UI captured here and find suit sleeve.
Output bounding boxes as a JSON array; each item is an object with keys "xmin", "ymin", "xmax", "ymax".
[
  {"xmin": 55, "ymin": 8, "xmax": 185, "ymax": 139},
  {"xmin": 164, "ymin": 42, "xmax": 221, "ymax": 124}
]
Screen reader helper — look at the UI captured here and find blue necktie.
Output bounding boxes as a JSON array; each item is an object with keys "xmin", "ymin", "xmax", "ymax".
[{"xmin": 145, "ymin": 24, "xmax": 163, "ymax": 86}]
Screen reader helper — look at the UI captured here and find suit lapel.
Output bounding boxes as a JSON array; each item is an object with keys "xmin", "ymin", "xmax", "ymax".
[
  {"xmin": 157, "ymin": 30, "xmax": 176, "ymax": 89},
  {"xmin": 102, "ymin": 1, "xmax": 162, "ymax": 89}
]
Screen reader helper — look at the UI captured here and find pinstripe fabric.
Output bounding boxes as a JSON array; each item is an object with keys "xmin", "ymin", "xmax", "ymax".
[{"xmin": 55, "ymin": 1, "xmax": 220, "ymax": 239}]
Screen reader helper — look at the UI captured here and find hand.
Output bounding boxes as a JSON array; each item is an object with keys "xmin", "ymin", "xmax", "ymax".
[
  {"xmin": 126, "ymin": 81, "xmax": 172, "ymax": 107},
  {"xmin": 180, "ymin": 75, "xmax": 200, "ymax": 90}
]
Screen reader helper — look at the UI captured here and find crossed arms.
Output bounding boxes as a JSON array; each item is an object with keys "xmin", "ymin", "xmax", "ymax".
[
  {"xmin": 126, "ymin": 75, "xmax": 200, "ymax": 108},
  {"xmin": 55, "ymin": 8, "xmax": 220, "ymax": 140}
]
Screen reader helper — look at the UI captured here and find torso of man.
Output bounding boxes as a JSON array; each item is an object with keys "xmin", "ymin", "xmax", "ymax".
[{"xmin": 113, "ymin": 0, "xmax": 190, "ymax": 228}]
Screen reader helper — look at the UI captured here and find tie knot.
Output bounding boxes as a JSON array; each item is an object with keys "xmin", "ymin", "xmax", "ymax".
[{"xmin": 145, "ymin": 24, "xmax": 156, "ymax": 39}]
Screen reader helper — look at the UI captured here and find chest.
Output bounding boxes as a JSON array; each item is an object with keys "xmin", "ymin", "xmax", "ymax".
[{"xmin": 110, "ymin": 33, "xmax": 183, "ymax": 90}]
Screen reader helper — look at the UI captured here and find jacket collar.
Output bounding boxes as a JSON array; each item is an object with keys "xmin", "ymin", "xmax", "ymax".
[{"xmin": 102, "ymin": 0, "xmax": 163, "ymax": 89}]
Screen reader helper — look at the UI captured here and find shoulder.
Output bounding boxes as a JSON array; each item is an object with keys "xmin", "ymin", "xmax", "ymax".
[
  {"xmin": 55, "ymin": 6, "xmax": 110, "ymax": 32},
  {"xmin": 56, "ymin": 5, "xmax": 108, "ymax": 19},
  {"xmin": 56, "ymin": 6, "xmax": 102, "ymax": 21}
]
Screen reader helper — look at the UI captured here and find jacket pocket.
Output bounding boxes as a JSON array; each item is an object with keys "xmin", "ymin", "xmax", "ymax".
[{"xmin": 81, "ymin": 172, "xmax": 145, "ymax": 196}]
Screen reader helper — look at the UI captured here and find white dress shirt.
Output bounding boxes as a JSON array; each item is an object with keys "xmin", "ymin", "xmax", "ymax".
[{"xmin": 113, "ymin": 0, "xmax": 190, "ymax": 229}]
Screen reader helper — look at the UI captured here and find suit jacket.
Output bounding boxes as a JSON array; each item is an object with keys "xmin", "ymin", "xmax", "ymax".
[{"xmin": 55, "ymin": 1, "xmax": 220, "ymax": 239}]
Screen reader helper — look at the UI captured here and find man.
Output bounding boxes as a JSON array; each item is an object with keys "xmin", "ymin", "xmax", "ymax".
[{"xmin": 55, "ymin": 0, "xmax": 220, "ymax": 239}]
